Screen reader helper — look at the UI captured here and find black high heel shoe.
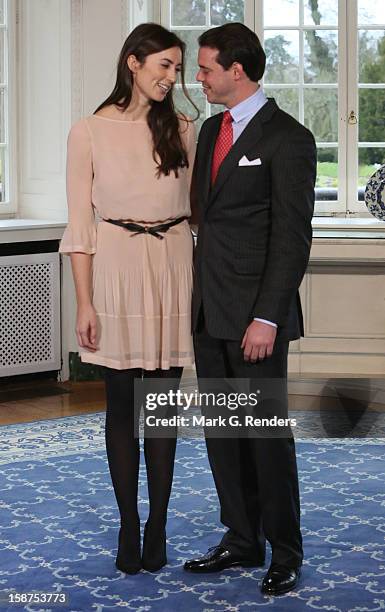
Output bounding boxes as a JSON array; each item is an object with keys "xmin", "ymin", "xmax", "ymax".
[
  {"xmin": 115, "ymin": 525, "xmax": 141, "ymax": 575},
  {"xmin": 141, "ymin": 523, "xmax": 167, "ymax": 572}
]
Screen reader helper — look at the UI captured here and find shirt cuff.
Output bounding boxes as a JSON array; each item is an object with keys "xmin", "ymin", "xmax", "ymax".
[{"xmin": 253, "ymin": 317, "xmax": 278, "ymax": 328}]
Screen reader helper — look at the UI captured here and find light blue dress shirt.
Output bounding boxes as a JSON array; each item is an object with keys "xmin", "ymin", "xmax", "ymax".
[
  {"xmin": 228, "ymin": 86, "xmax": 268, "ymax": 143},
  {"xmin": 226, "ymin": 88, "xmax": 277, "ymax": 329}
]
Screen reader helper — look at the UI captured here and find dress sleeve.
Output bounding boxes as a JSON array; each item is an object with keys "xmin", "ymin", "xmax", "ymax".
[{"xmin": 59, "ymin": 119, "xmax": 96, "ymax": 255}]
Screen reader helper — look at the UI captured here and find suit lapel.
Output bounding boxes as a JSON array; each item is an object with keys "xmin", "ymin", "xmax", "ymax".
[{"xmin": 208, "ymin": 99, "xmax": 278, "ymax": 207}]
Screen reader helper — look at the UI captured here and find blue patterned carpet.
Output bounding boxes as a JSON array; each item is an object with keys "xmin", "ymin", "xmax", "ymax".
[{"xmin": 0, "ymin": 413, "xmax": 384, "ymax": 611}]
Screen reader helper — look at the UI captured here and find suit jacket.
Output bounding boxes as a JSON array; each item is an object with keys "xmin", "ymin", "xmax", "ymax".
[{"xmin": 191, "ymin": 98, "xmax": 317, "ymax": 342}]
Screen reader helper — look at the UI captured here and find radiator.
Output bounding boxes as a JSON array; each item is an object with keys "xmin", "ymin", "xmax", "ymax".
[{"xmin": 0, "ymin": 252, "xmax": 61, "ymax": 376}]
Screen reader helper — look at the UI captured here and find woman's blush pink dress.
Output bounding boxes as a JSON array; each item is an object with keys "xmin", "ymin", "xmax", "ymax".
[{"xmin": 59, "ymin": 114, "xmax": 196, "ymax": 370}]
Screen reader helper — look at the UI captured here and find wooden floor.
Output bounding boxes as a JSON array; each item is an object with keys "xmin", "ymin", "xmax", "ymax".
[
  {"xmin": 0, "ymin": 368, "xmax": 383, "ymax": 426},
  {"xmin": 0, "ymin": 380, "xmax": 106, "ymax": 426},
  {"xmin": 0, "ymin": 368, "xmax": 199, "ymax": 425}
]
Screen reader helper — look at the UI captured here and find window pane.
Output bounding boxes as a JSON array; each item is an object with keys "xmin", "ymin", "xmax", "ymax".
[
  {"xmin": 264, "ymin": 31, "xmax": 299, "ymax": 84},
  {"xmin": 210, "ymin": 0, "xmax": 244, "ymax": 26},
  {"xmin": 209, "ymin": 103, "xmax": 224, "ymax": 116},
  {"xmin": 359, "ymin": 89, "xmax": 385, "ymax": 141},
  {"xmin": 358, "ymin": 147, "xmax": 385, "ymax": 198},
  {"xmin": 303, "ymin": 0, "xmax": 338, "ymax": 26},
  {"xmin": 304, "ymin": 89, "xmax": 338, "ymax": 141},
  {"xmin": 0, "ymin": 1, "xmax": 4, "ymax": 26},
  {"xmin": 264, "ymin": 0, "xmax": 299, "ymax": 26},
  {"xmin": 359, "ymin": 31, "xmax": 385, "ymax": 83},
  {"xmin": 264, "ymin": 87, "xmax": 299, "ymax": 120},
  {"xmin": 171, "ymin": 0, "xmax": 206, "ymax": 27},
  {"xmin": 304, "ymin": 30, "xmax": 338, "ymax": 83},
  {"xmin": 174, "ymin": 87, "xmax": 206, "ymax": 133},
  {"xmin": 173, "ymin": 30, "xmax": 205, "ymax": 84},
  {"xmin": 316, "ymin": 148, "xmax": 338, "ymax": 200},
  {"xmin": 358, "ymin": 0, "xmax": 385, "ymax": 25}
]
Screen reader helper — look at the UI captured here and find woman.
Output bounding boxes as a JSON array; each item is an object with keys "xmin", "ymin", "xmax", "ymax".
[{"xmin": 60, "ymin": 23, "xmax": 197, "ymax": 574}]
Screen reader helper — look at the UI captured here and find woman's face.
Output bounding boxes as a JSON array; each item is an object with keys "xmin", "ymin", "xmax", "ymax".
[{"xmin": 129, "ymin": 46, "xmax": 182, "ymax": 102}]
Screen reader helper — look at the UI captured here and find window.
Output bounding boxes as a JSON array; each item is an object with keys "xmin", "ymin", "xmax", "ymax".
[
  {"xmin": 160, "ymin": 0, "xmax": 385, "ymax": 216},
  {"xmin": 0, "ymin": 0, "xmax": 15, "ymax": 213},
  {"xmin": 261, "ymin": 0, "xmax": 341, "ymax": 213},
  {"xmin": 352, "ymin": 0, "xmax": 385, "ymax": 212},
  {"xmin": 160, "ymin": 0, "xmax": 252, "ymax": 133}
]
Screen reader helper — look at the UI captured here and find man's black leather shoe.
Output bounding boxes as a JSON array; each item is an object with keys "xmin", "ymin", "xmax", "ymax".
[
  {"xmin": 260, "ymin": 564, "xmax": 301, "ymax": 595},
  {"xmin": 183, "ymin": 546, "xmax": 264, "ymax": 573}
]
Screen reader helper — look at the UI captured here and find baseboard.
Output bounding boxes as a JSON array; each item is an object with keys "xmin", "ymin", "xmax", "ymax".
[{"xmin": 69, "ymin": 352, "xmax": 103, "ymax": 382}]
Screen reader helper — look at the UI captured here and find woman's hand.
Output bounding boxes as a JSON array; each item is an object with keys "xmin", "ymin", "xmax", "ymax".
[{"xmin": 76, "ymin": 303, "xmax": 98, "ymax": 351}]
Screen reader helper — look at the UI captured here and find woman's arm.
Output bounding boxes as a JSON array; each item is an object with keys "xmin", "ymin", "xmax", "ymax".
[
  {"xmin": 59, "ymin": 119, "xmax": 98, "ymax": 351},
  {"xmin": 70, "ymin": 253, "xmax": 98, "ymax": 351}
]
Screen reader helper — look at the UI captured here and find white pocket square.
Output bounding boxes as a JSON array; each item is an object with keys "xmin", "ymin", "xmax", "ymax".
[{"xmin": 238, "ymin": 155, "xmax": 262, "ymax": 166}]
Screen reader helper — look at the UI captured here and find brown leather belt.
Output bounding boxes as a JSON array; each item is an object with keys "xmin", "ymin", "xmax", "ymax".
[{"xmin": 104, "ymin": 216, "xmax": 188, "ymax": 240}]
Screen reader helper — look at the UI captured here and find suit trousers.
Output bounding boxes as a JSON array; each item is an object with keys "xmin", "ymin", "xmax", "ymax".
[{"xmin": 194, "ymin": 312, "xmax": 303, "ymax": 568}]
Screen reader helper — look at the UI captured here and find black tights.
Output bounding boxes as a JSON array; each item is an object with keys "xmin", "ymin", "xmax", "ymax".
[{"xmin": 103, "ymin": 366, "xmax": 182, "ymax": 571}]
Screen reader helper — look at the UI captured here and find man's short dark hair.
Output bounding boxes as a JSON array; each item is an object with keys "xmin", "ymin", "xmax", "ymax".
[{"xmin": 198, "ymin": 23, "xmax": 266, "ymax": 82}]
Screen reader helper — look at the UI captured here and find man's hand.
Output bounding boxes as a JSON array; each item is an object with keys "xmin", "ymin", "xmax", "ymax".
[{"xmin": 241, "ymin": 320, "xmax": 277, "ymax": 362}]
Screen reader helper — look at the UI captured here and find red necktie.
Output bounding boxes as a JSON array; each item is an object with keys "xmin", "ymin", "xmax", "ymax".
[{"xmin": 211, "ymin": 110, "xmax": 233, "ymax": 185}]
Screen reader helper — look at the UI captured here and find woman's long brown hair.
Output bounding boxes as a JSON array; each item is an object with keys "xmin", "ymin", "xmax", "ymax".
[{"xmin": 95, "ymin": 23, "xmax": 199, "ymax": 178}]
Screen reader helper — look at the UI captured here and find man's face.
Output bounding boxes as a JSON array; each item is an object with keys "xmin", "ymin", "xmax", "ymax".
[{"xmin": 196, "ymin": 46, "xmax": 235, "ymax": 106}]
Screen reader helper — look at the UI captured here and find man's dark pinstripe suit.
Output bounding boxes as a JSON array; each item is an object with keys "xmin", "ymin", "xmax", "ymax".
[{"xmin": 191, "ymin": 98, "xmax": 317, "ymax": 568}]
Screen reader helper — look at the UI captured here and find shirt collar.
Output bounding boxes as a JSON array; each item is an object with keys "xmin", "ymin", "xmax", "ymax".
[{"xmin": 228, "ymin": 87, "xmax": 268, "ymax": 123}]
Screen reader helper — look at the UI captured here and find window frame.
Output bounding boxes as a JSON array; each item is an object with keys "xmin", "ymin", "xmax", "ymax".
[
  {"xmin": 347, "ymin": 0, "xmax": 385, "ymax": 214},
  {"xmin": 0, "ymin": 0, "xmax": 17, "ymax": 215},
  {"xmin": 256, "ymin": 0, "xmax": 348, "ymax": 215}
]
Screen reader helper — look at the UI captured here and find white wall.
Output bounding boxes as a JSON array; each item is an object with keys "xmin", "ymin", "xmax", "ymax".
[
  {"xmin": 17, "ymin": 0, "xmax": 131, "ymax": 222},
  {"xmin": 18, "ymin": 0, "xmax": 71, "ymax": 221}
]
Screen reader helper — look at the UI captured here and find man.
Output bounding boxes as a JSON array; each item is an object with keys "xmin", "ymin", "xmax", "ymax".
[{"xmin": 184, "ymin": 23, "xmax": 316, "ymax": 596}]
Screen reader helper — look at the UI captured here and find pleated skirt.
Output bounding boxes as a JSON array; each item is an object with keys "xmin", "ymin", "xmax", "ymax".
[{"xmin": 81, "ymin": 219, "xmax": 194, "ymax": 370}]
